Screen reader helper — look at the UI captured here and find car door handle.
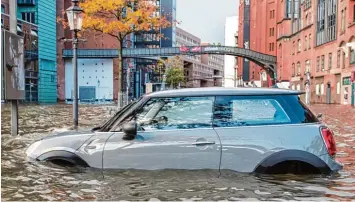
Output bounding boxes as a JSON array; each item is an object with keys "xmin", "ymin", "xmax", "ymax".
[{"xmin": 192, "ymin": 141, "xmax": 216, "ymax": 146}]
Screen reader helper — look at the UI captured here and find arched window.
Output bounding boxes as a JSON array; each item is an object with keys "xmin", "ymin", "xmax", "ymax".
[
  {"xmin": 297, "ymin": 62, "xmax": 301, "ymax": 75},
  {"xmin": 297, "ymin": 84, "xmax": 301, "ymax": 91},
  {"xmin": 321, "ymin": 83, "xmax": 324, "ymax": 95},
  {"xmin": 292, "ymin": 63, "xmax": 295, "ymax": 76},
  {"xmin": 298, "ymin": 39, "xmax": 301, "ymax": 52}
]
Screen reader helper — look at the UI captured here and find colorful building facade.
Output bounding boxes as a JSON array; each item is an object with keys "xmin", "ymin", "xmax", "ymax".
[{"xmin": 1, "ymin": 0, "xmax": 57, "ymax": 103}]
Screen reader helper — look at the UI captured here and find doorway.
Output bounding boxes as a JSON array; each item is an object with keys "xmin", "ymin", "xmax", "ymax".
[{"xmin": 326, "ymin": 82, "xmax": 331, "ymax": 104}]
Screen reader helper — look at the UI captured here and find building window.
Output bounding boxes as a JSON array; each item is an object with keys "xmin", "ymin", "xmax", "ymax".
[
  {"xmin": 337, "ymin": 50, "xmax": 341, "ymax": 68},
  {"xmin": 353, "ymin": 5, "xmax": 355, "ymax": 23},
  {"xmin": 316, "ymin": 56, "xmax": 320, "ymax": 72},
  {"xmin": 351, "ymin": 48, "xmax": 355, "ymax": 64},
  {"xmin": 304, "ymin": 35, "xmax": 308, "ymax": 50},
  {"xmin": 316, "ymin": 0, "xmax": 337, "ymax": 46},
  {"xmin": 305, "ymin": 60, "xmax": 311, "ymax": 72},
  {"xmin": 308, "ymin": 34, "xmax": 312, "ymax": 49},
  {"xmin": 21, "ymin": 12, "xmax": 35, "ymax": 24},
  {"xmin": 321, "ymin": 83, "xmax": 324, "ymax": 95},
  {"xmin": 304, "ymin": 0, "xmax": 312, "ymax": 10},
  {"xmin": 343, "ymin": 51, "xmax": 346, "ymax": 68},
  {"xmin": 321, "ymin": 55, "xmax": 325, "ymax": 71},
  {"xmin": 328, "ymin": 53, "xmax": 332, "ymax": 69},
  {"xmin": 286, "ymin": 0, "xmax": 292, "ymax": 18},
  {"xmin": 1, "ymin": 4, "xmax": 5, "ymax": 13},
  {"xmin": 316, "ymin": 84, "xmax": 320, "ymax": 95},
  {"xmin": 297, "ymin": 62, "xmax": 301, "ymax": 75},
  {"xmin": 298, "ymin": 39, "xmax": 301, "ymax": 52},
  {"xmin": 336, "ymin": 82, "xmax": 341, "ymax": 95},
  {"xmin": 341, "ymin": 9, "xmax": 345, "ymax": 34},
  {"xmin": 292, "ymin": 41, "xmax": 296, "ymax": 55},
  {"xmin": 292, "ymin": 63, "xmax": 295, "ymax": 76}
]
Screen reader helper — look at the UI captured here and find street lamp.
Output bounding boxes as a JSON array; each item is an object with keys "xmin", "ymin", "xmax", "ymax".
[{"xmin": 66, "ymin": 0, "xmax": 83, "ymax": 128}]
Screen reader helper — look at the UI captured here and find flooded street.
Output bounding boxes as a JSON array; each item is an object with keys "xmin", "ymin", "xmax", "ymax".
[{"xmin": 1, "ymin": 103, "xmax": 355, "ymax": 201}]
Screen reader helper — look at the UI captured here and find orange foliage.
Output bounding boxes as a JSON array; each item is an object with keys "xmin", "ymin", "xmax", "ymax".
[{"xmin": 79, "ymin": 0, "xmax": 171, "ymax": 42}]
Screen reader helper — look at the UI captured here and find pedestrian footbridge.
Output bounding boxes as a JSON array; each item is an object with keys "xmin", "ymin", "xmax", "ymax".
[{"xmin": 62, "ymin": 45, "xmax": 277, "ymax": 78}]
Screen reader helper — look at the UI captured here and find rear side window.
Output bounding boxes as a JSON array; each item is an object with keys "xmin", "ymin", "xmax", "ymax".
[
  {"xmin": 213, "ymin": 95, "xmax": 318, "ymax": 127},
  {"xmin": 280, "ymin": 95, "xmax": 319, "ymax": 123},
  {"xmin": 214, "ymin": 96, "xmax": 291, "ymax": 127}
]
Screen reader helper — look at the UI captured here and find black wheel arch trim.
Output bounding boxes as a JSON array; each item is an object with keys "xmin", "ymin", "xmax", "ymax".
[
  {"xmin": 37, "ymin": 150, "xmax": 89, "ymax": 167},
  {"xmin": 254, "ymin": 150, "xmax": 331, "ymax": 174}
]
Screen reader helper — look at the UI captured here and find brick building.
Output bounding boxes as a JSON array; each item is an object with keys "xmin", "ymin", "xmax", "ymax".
[
  {"xmin": 176, "ymin": 27, "xmax": 224, "ymax": 87},
  {"xmin": 238, "ymin": 0, "xmax": 355, "ymax": 104}
]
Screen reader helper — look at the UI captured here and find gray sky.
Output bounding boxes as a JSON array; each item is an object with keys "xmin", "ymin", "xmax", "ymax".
[{"xmin": 176, "ymin": 0, "xmax": 239, "ymax": 45}]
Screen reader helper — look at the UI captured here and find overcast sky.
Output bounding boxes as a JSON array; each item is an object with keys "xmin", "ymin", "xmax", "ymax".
[{"xmin": 176, "ymin": 0, "xmax": 239, "ymax": 45}]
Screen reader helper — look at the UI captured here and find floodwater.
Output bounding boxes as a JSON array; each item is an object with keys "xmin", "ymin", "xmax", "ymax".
[{"xmin": 1, "ymin": 103, "xmax": 355, "ymax": 201}]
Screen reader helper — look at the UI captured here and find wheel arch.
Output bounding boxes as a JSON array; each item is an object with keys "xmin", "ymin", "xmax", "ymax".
[
  {"xmin": 37, "ymin": 150, "xmax": 89, "ymax": 167},
  {"xmin": 254, "ymin": 150, "xmax": 331, "ymax": 174}
]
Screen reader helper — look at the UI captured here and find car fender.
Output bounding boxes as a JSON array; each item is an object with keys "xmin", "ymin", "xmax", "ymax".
[
  {"xmin": 254, "ymin": 150, "xmax": 331, "ymax": 173},
  {"xmin": 37, "ymin": 150, "xmax": 89, "ymax": 167}
]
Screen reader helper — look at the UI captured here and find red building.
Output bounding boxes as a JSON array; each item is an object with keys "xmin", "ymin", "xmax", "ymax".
[{"xmin": 238, "ymin": 0, "xmax": 355, "ymax": 104}]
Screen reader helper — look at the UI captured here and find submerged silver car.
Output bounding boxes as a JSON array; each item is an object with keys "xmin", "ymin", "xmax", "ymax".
[{"xmin": 26, "ymin": 87, "xmax": 343, "ymax": 174}]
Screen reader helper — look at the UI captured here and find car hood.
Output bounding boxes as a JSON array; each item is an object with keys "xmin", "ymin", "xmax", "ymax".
[{"xmin": 26, "ymin": 129, "xmax": 95, "ymax": 159}]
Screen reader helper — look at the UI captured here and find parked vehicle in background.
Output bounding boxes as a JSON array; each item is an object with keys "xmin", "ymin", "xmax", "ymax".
[{"xmin": 26, "ymin": 87, "xmax": 343, "ymax": 175}]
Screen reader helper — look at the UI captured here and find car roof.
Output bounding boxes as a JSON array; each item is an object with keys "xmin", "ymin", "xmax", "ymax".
[{"xmin": 145, "ymin": 87, "xmax": 303, "ymax": 98}]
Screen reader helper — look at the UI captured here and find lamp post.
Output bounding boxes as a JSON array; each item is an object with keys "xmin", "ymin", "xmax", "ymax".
[{"xmin": 66, "ymin": 0, "xmax": 83, "ymax": 128}]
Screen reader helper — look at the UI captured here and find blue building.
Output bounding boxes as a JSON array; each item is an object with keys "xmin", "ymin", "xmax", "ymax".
[{"xmin": 15, "ymin": 0, "xmax": 57, "ymax": 103}]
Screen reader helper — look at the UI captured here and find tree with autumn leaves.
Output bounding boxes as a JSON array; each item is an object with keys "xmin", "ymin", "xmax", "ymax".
[
  {"xmin": 157, "ymin": 56, "xmax": 185, "ymax": 89},
  {"xmin": 59, "ymin": 0, "xmax": 171, "ymax": 106}
]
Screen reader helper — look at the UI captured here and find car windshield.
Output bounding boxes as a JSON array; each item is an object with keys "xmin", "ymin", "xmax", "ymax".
[{"xmin": 95, "ymin": 99, "xmax": 140, "ymax": 132}]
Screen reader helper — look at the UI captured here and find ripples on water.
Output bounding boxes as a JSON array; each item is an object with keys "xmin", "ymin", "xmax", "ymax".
[{"xmin": 1, "ymin": 103, "xmax": 355, "ymax": 201}]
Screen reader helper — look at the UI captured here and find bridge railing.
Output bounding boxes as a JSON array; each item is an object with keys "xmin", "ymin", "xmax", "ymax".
[{"xmin": 62, "ymin": 46, "xmax": 277, "ymax": 64}]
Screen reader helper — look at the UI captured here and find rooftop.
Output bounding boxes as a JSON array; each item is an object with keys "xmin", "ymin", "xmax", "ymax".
[{"xmin": 146, "ymin": 87, "xmax": 302, "ymax": 97}]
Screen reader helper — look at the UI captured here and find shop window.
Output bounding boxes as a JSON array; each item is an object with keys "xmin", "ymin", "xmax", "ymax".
[
  {"xmin": 350, "ymin": 48, "xmax": 355, "ymax": 64},
  {"xmin": 321, "ymin": 83, "xmax": 324, "ymax": 95},
  {"xmin": 336, "ymin": 82, "xmax": 340, "ymax": 94},
  {"xmin": 316, "ymin": 84, "xmax": 320, "ymax": 95}
]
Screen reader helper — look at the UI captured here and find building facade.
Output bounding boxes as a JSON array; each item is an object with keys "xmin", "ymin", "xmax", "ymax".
[
  {"xmin": 224, "ymin": 16, "xmax": 239, "ymax": 87},
  {"xmin": 176, "ymin": 27, "xmax": 224, "ymax": 87},
  {"xmin": 1, "ymin": 0, "xmax": 57, "ymax": 103},
  {"xmin": 57, "ymin": 0, "xmax": 176, "ymax": 102},
  {"xmin": 238, "ymin": 0, "xmax": 355, "ymax": 104}
]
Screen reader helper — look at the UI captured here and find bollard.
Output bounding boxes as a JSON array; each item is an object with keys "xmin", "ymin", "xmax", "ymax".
[{"xmin": 11, "ymin": 100, "xmax": 18, "ymax": 136}]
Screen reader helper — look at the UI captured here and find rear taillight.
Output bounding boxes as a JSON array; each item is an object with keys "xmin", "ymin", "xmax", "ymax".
[{"xmin": 321, "ymin": 127, "xmax": 337, "ymax": 157}]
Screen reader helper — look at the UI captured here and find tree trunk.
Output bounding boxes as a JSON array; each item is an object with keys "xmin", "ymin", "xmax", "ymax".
[{"xmin": 118, "ymin": 39, "xmax": 124, "ymax": 109}]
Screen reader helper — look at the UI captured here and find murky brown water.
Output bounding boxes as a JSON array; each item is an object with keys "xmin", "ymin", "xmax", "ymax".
[{"xmin": 1, "ymin": 103, "xmax": 355, "ymax": 201}]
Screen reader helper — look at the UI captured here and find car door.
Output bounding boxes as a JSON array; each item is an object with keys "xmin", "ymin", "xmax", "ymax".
[
  {"xmin": 213, "ymin": 95, "xmax": 298, "ymax": 173},
  {"xmin": 102, "ymin": 96, "xmax": 221, "ymax": 174}
]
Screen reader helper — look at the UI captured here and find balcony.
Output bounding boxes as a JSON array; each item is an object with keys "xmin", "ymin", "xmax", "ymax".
[
  {"xmin": 17, "ymin": 0, "xmax": 36, "ymax": 6},
  {"xmin": 25, "ymin": 71, "xmax": 38, "ymax": 79},
  {"xmin": 25, "ymin": 50, "xmax": 38, "ymax": 60}
]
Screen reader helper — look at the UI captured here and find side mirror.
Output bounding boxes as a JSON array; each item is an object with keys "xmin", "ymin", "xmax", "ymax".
[{"xmin": 122, "ymin": 120, "xmax": 137, "ymax": 140}]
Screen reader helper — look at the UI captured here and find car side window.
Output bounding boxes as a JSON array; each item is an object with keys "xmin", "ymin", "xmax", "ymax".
[
  {"xmin": 213, "ymin": 96, "xmax": 291, "ymax": 127},
  {"xmin": 134, "ymin": 96, "xmax": 215, "ymax": 130}
]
